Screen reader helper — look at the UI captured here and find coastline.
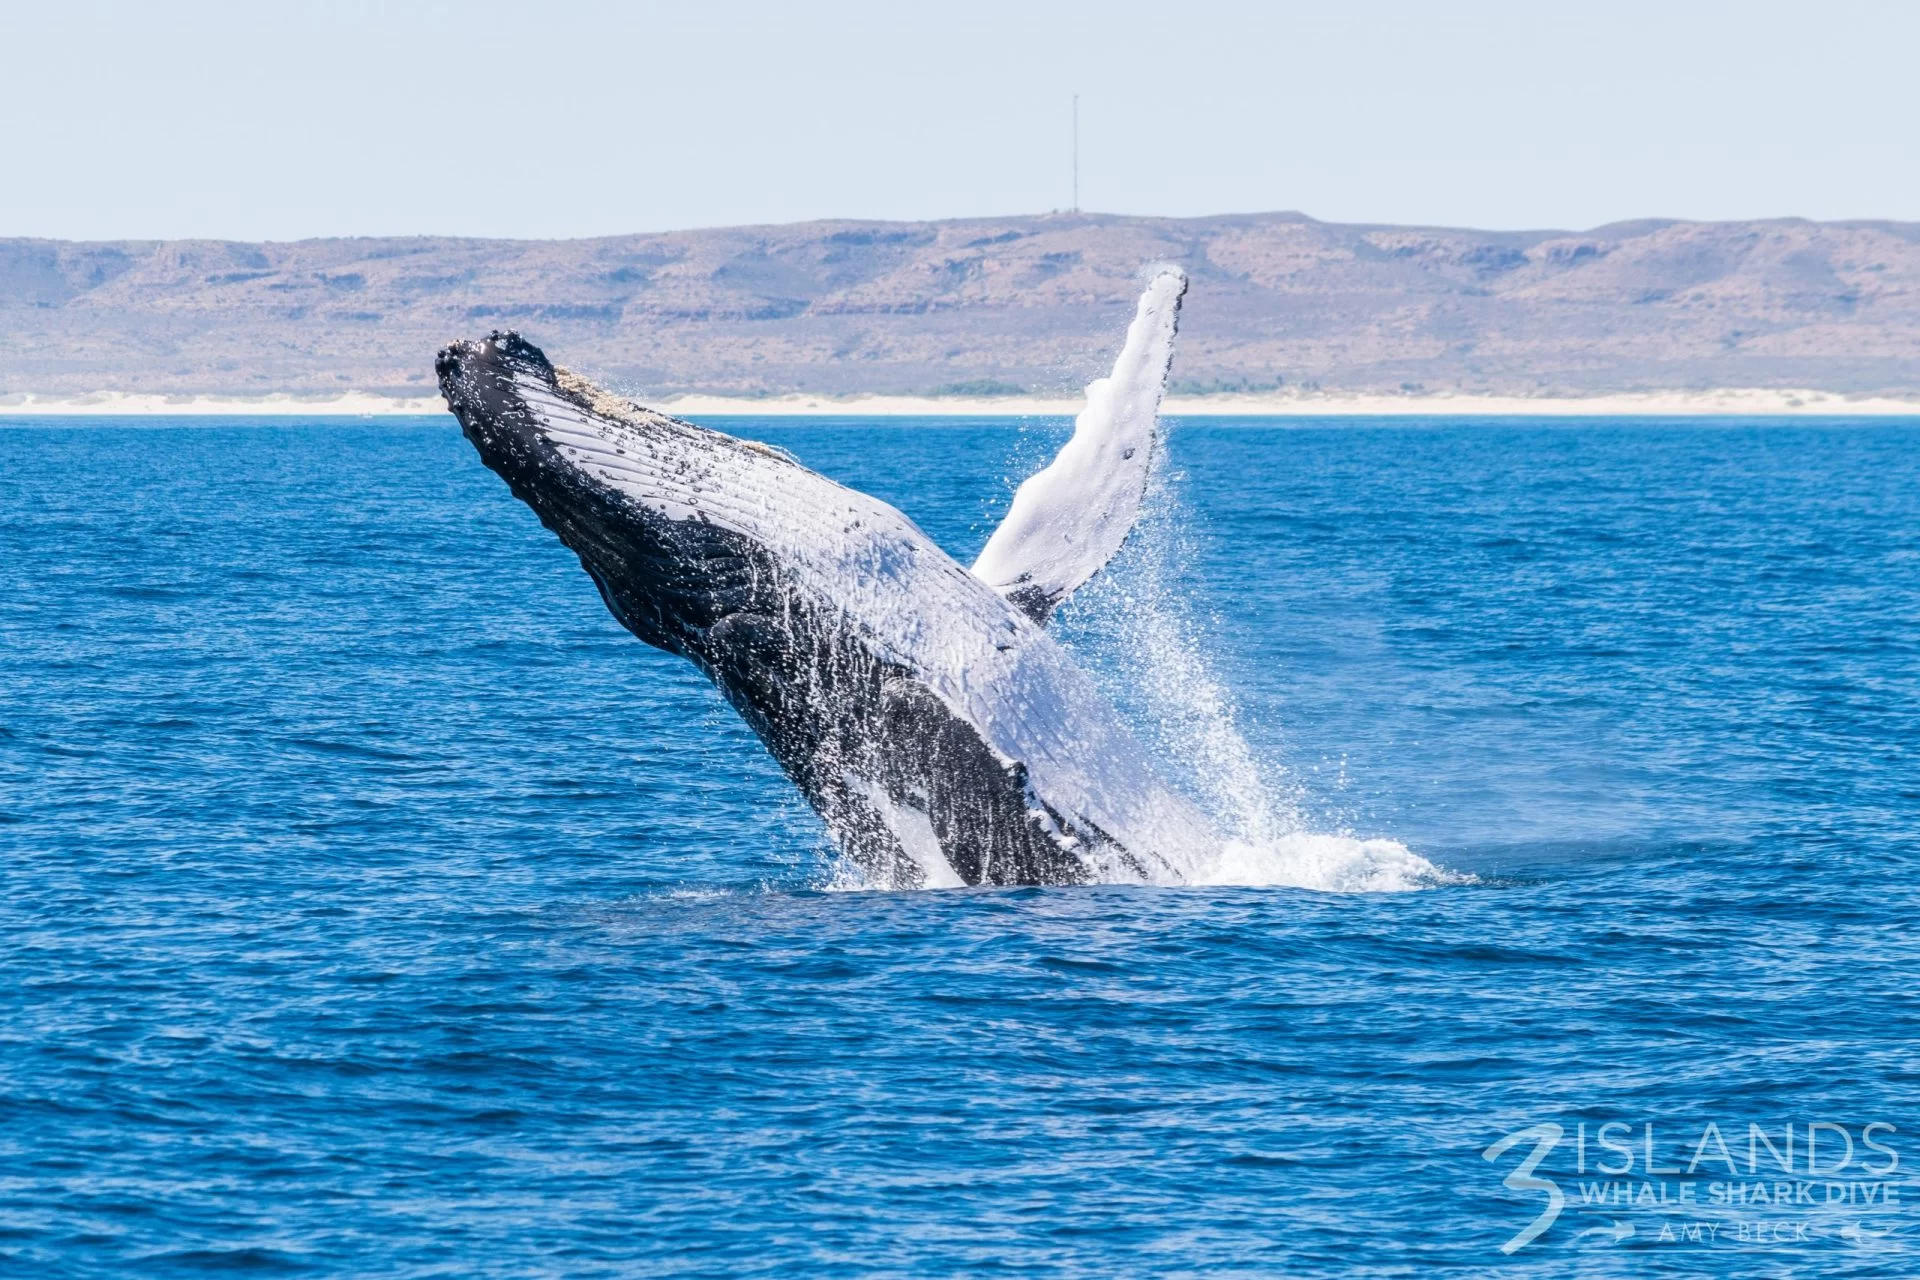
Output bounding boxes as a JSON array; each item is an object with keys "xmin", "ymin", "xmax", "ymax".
[{"xmin": 4, "ymin": 387, "xmax": 1920, "ymax": 418}]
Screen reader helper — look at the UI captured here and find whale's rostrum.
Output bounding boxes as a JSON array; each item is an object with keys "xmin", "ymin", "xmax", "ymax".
[{"xmin": 434, "ymin": 271, "xmax": 1218, "ymax": 888}]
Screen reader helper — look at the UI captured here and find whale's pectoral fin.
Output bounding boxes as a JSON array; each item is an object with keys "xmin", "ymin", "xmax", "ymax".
[{"xmin": 969, "ymin": 265, "xmax": 1188, "ymax": 625}]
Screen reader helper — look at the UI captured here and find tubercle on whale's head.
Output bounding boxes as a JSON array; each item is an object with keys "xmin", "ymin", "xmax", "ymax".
[
  {"xmin": 433, "ymin": 329, "xmax": 640, "ymax": 499},
  {"xmin": 435, "ymin": 329, "xmax": 543, "ymax": 380},
  {"xmin": 435, "ymin": 329, "xmax": 546, "ymax": 424}
]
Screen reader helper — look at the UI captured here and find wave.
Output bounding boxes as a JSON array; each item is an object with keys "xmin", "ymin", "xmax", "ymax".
[{"xmin": 1201, "ymin": 833, "xmax": 1460, "ymax": 892}]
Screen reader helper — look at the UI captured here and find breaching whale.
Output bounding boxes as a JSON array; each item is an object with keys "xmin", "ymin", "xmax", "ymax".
[{"xmin": 435, "ymin": 266, "xmax": 1219, "ymax": 888}]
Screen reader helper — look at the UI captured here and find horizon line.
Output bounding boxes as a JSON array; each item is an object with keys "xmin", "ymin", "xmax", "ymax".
[{"xmin": 6, "ymin": 208, "xmax": 1918, "ymax": 248}]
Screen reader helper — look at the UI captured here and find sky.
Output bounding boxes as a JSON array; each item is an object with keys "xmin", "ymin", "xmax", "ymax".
[{"xmin": 4, "ymin": 0, "xmax": 1918, "ymax": 241}]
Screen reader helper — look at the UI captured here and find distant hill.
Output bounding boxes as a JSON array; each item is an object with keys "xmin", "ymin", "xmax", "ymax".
[{"xmin": 4, "ymin": 212, "xmax": 1919, "ymax": 400}]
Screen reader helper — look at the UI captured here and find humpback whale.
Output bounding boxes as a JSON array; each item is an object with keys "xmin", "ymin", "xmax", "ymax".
[{"xmin": 436, "ymin": 267, "xmax": 1218, "ymax": 888}]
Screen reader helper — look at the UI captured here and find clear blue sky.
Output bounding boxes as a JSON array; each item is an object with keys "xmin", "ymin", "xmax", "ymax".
[{"xmin": 5, "ymin": 0, "xmax": 1916, "ymax": 240}]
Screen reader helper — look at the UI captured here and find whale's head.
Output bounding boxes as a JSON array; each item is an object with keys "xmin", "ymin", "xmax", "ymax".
[{"xmin": 435, "ymin": 330, "xmax": 798, "ymax": 659}]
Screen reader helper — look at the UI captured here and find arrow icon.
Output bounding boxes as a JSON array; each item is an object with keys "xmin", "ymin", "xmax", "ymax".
[
  {"xmin": 1575, "ymin": 1220, "xmax": 1635, "ymax": 1244},
  {"xmin": 1841, "ymin": 1221, "xmax": 1891, "ymax": 1242}
]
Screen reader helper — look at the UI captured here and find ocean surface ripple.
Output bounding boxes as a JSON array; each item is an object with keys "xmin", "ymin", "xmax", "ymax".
[{"xmin": 4, "ymin": 417, "xmax": 1919, "ymax": 1276}]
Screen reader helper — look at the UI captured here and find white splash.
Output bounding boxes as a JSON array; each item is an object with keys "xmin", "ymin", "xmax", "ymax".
[
  {"xmin": 1203, "ymin": 834, "xmax": 1458, "ymax": 892},
  {"xmin": 1056, "ymin": 457, "xmax": 1459, "ymax": 894}
]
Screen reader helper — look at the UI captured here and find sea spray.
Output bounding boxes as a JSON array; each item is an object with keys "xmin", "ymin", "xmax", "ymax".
[{"xmin": 1053, "ymin": 446, "xmax": 1459, "ymax": 893}]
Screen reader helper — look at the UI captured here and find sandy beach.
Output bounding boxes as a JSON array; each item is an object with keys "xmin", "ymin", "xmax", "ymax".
[{"xmin": 5, "ymin": 386, "xmax": 1920, "ymax": 418}]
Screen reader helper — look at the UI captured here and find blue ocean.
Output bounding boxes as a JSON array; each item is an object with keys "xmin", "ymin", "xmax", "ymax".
[{"xmin": 4, "ymin": 415, "xmax": 1917, "ymax": 1276}]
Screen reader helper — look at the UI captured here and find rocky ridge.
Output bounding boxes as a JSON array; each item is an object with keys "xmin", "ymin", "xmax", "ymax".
[{"xmin": 3, "ymin": 211, "xmax": 1917, "ymax": 400}]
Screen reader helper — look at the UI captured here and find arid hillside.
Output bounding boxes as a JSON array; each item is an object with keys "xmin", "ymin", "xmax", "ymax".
[{"xmin": 4, "ymin": 212, "xmax": 1918, "ymax": 398}]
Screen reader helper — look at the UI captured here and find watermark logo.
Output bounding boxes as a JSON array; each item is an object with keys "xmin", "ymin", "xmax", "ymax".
[
  {"xmin": 1482, "ymin": 1119, "xmax": 1905, "ymax": 1254},
  {"xmin": 1484, "ymin": 1123, "xmax": 1566, "ymax": 1253}
]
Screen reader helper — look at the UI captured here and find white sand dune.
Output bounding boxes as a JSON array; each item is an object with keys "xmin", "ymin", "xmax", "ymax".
[{"xmin": 6, "ymin": 386, "xmax": 1920, "ymax": 418}]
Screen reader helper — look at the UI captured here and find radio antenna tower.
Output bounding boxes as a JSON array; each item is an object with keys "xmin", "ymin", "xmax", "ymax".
[{"xmin": 1072, "ymin": 94, "xmax": 1080, "ymax": 212}]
